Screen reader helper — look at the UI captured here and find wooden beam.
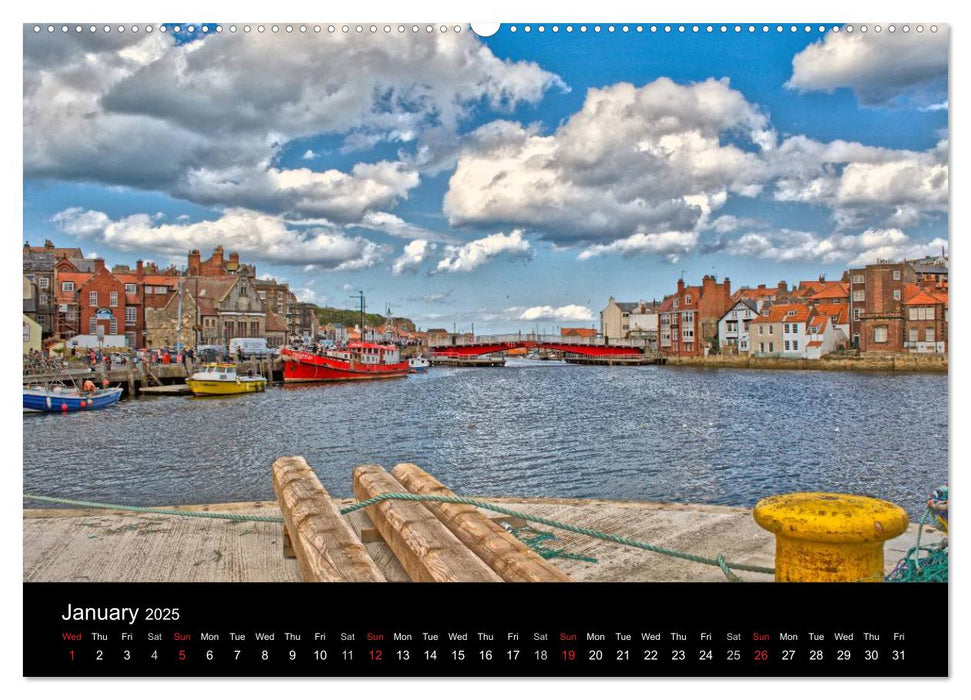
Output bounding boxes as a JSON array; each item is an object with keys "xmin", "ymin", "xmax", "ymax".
[
  {"xmin": 272, "ymin": 456, "xmax": 385, "ymax": 582},
  {"xmin": 391, "ymin": 463, "xmax": 571, "ymax": 582},
  {"xmin": 352, "ymin": 465, "xmax": 502, "ymax": 582}
]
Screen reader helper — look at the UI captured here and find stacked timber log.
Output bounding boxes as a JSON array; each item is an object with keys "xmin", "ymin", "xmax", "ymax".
[
  {"xmin": 270, "ymin": 456, "xmax": 571, "ymax": 583},
  {"xmin": 390, "ymin": 463, "xmax": 570, "ymax": 582},
  {"xmin": 272, "ymin": 456, "xmax": 385, "ymax": 582}
]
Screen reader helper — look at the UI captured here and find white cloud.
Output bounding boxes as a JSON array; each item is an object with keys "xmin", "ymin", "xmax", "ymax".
[
  {"xmin": 769, "ymin": 136, "xmax": 948, "ymax": 226},
  {"xmin": 444, "ymin": 78, "xmax": 771, "ymax": 244},
  {"xmin": 24, "ymin": 28, "xmax": 563, "ymax": 219},
  {"xmin": 356, "ymin": 211, "xmax": 453, "ymax": 241},
  {"xmin": 301, "ymin": 150, "xmax": 317, "ymax": 160},
  {"xmin": 435, "ymin": 230, "xmax": 533, "ymax": 273},
  {"xmin": 577, "ymin": 231, "xmax": 699, "ymax": 263},
  {"xmin": 516, "ymin": 305, "xmax": 595, "ymax": 322},
  {"xmin": 788, "ymin": 28, "xmax": 948, "ymax": 106},
  {"xmin": 391, "ymin": 240, "xmax": 436, "ymax": 276},
  {"xmin": 729, "ymin": 227, "xmax": 948, "ymax": 266},
  {"xmin": 52, "ymin": 207, "xmax": 388, "ymax": 270}
]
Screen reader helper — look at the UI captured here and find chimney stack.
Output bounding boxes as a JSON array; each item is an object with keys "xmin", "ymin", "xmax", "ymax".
[
  {"xmin": 93, "ymin": 258, "xmax": 105, "ymax": 273},
  {"xmin": 212, "ymin": 245, "xmax": 224, "ymax": 268},
  {"xmin": 136, "ymin": 260, "xmax": 144, "ymax": 277},
  {"xmin": 188, "ymin": 249, "xmax": 201, "ymax": 276},
  {"xmin": 677, "ymin": 279, "xmax": 685, "ymax": 294}
]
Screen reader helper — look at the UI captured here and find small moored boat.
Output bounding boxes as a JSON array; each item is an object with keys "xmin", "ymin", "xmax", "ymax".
[
  {"xmin": 186, "ymin": 363, "xmax": 267, "ymax": 396},
  {"xmin": 409, "ymin": 355, "xmax": 430, "ymax": 373},
  {"xmin": 23, "ymin": 385, "xmax": 123, "ymax": 413}
]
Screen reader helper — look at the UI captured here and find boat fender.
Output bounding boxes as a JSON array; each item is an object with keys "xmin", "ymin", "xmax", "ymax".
[
  {"xmin": 45, "ymin": 396, "xmax": 52, "ymax": 409},
  {"xmin": 60, "ymin": 403, "xmax": 67, "ymax": 413}
]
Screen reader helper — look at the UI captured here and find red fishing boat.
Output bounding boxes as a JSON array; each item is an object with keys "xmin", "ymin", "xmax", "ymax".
[{"xmin": 281, "ymin": 342, "xmax": 410, "ymax": 383}]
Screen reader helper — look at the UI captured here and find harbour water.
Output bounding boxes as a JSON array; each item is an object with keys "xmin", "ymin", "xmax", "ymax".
[{"xmin": 23, "ymin": 361, "xmax": 947, "ymax": 518}]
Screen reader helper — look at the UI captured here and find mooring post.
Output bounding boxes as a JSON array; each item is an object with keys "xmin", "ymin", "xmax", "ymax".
[{"xmin": 753, "ymin": 492, "xmax": 909, "ymax": 582}]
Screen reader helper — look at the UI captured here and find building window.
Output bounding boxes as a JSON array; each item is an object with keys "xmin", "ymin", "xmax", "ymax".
[
  {"xmin": 768, "ymin": 342, "xmax": 774, "ymax": 353},
  {"xmin": 792, "ymin": 323, "xmax": 799, "ymax": 334},
  {"xmin": 89, "ymin": 318, "xmax": 97, "ymax": 333},
  {"xmin": 784, "ymin": 340, "xmax": 790, "ymax": 351},
  {"xmin": 893, "ymin": 269, "xmax": 901, "ymax": 280},
  {"xmin": 909, "ymin": 328, "xmax": 919, "ymax": 342},
  {"xmin": 125, "ymin": 283, "xmax": 137, "ymax": 294},
  {"xmin": 684, "ymin": 296, "xmax": 691, "ymax": 305},
  {"xmin": 852, "ymin": 274, "xmax": 864, "ymax": 285},
  {"xmin": 852, "ymin": 290, "xmax": 865, "ymax": 302},
  {"xmin": 240, "ymin": 286, "xmax": 248, "ymax": 297},
  {"xmin": 61, "ymin": 281, "xmax": 75, "ymax": 292},
  {"xmin": 125, "ymin": 307, "xmax": 137, "ymax": 324},
  {"xmin": 853, "ymin": 308, "xmax": 862, "ymax": 321},
  {"xmin": 39, "ymin": 277, "xmax": 50, "ymax": 289},
  {"xmin": 760, "ymin": 342, "xmax": 765, "ymax": 353},
  {"xmin": 109, "ymin": 318, "xmax": 117, "ymax": 334},
  {"xmin": 673, "ymin": 299, "xmax": 679, "ymax": 309},
  {"xmin": 110, "ymin": 291, "xmax": 119, "ymax": 307},
  {"xmin": 926, "ymin": 328, "xmax": 935, "ymax": 343},
  {"xmin": 88, "ymin": 291, "xmax": 98, "ymax": 307},
  {"xmin": 793, "ymin": 340, "xmax": 799, "ymax": 351},
  {"xmin": 784, "ymin": 324, "xmax": 790, "ymax": 334},
  {"xmin": 874, "ymin": 326, "xmax": 888, "ymax": 343},
  {"xmin": 893, "ymin": 289, "xmax": 901, "ymax": 301}
]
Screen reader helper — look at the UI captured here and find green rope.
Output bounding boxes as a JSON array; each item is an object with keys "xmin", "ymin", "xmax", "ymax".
[
  {"xmin": 24, "ymin": 495, "xmax": 286, "ymax": 522},
  {"xmin": 24, "ymin": 492, "xmax": 773, "ymax": 580}
]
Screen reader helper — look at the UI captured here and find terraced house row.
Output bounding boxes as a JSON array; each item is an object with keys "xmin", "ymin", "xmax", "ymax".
[{"xmin": 600, "ymin": 253, "xmax": 948, "ymax": 359}]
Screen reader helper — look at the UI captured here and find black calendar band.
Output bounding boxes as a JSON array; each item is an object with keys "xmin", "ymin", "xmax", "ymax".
[{"xmin": 24, "ymin": 582, "xmax": 947, "ymax": 677}]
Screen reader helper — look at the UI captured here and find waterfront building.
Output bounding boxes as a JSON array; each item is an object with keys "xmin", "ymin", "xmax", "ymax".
[
  {"xmin": 903, "ymin": 287, "xmax": 948, "ymax": 354},
  {"xmin": 23, "ymin": 313, "xmax": 42, "ymax": 354},
  {"xmin": 657, "ymin": 276, "xmax": 732, "ymax": 357},
  {"xmin": 717, "ymin": 300, "xmax": 759, "ymax": 354},
  {"xmin": 848, "ymin": 261, "xmax": 918, "ymax": 352},
  {"xmin": 813, "ymin": 302, "xmax": 851, "ymax": 343},
  {"xmin": 907, "ymin": 253, "xmax": 948, "ymax": 286},
  {"xmin": 265, "ymin": 311, "xmax": 289, "ymax": 347},
  {"xmin": 22, "ymin": 250, "xmax": 55, "ymax": 338},
  {"xmin": 600, "ymin": 298, "xmax": 637, "ymax": 340},
  {"xmin": 808, "ymin": 280, "xmax": 850, "ymax": 305},
  {"xmin": 146, "ymin": 275, "xmax": 268, "ymax": 349},
  {"xmin": 731, "ymin": 282, "xmax": 788, "ymax": 311},
  {"xmin": 805, "ymin": 314, "xmax": 842, "ymax": 359}
]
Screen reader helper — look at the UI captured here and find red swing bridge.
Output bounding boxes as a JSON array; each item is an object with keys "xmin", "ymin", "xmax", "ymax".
[{"xmin": 427, "ymin": 333, "xmax": 656, "ymax": 359}]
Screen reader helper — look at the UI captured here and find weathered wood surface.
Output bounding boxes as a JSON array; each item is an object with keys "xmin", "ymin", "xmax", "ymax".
[
  {"xmin": 352, "ymin": 464, "xmax": 502, "ymax": 582},
  {"xmin": 272, "ymin": 456, "xmax": 385, "ymax": 582},
  {"xmin": 391, "ymin": 463, "xmax": 571, "ymax": 582}
]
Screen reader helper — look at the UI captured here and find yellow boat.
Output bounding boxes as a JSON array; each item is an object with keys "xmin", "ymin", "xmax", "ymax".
[{"xmin": 186, "ymin": 363, "xmax": 267, "ymax": 396}]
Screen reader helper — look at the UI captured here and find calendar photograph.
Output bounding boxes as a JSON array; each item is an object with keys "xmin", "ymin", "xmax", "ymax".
[{"xmin": 21, "ymin": 19, "xmax": 948, "ymax": 677}]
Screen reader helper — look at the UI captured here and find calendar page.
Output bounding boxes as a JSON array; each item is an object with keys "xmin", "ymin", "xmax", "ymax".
[{"xmin": 21, "ymin": 18, "xmax": 948, "ymax": 678}]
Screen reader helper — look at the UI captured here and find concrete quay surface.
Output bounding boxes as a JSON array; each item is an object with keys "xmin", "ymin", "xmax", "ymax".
[{"xmin": 23, "ymin": 497, "xmax": 944, "ymax": 583}]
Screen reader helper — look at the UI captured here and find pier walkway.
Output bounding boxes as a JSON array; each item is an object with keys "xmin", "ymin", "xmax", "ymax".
[{"xmin": 22, "ymin": 497, "xmax": 942, "ymax": 583}]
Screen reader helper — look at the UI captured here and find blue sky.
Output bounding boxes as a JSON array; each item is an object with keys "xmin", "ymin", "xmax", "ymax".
[{"xmin": 23, "ymin": 23, "xmax": 948, "ymax": 333}]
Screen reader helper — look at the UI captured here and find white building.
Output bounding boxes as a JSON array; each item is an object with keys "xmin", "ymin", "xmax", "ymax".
[
  {"xmin": 805, "ymin": 314, "xmax": 841, "ymax": 359},
  {"xmin": 717, "ymin": 300, "xmax": 759, "ymax": 354}
]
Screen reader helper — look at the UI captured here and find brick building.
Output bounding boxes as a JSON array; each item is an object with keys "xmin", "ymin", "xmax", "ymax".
[
  {"xmin": 657, "ymin": 276, "xmax": 732, "ymax": 356},
  {"xmin": 848, "ymin": 261, "xmax": 918, "ymax": 352},
  {"xmin": 903, "ymin": 287, "xmax": 948, "ymax": 354}
]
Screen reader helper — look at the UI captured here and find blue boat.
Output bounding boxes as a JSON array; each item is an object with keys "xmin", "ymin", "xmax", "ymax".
[{"xmin": 23, "ymin": 386, "xmax": 123, "ymax": 413}]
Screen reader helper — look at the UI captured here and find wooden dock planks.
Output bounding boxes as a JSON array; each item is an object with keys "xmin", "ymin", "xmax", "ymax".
[
  {"xmin": 352, "ymin": 465, "xmax": 502, "ymax": 582},
  {"xmin": 391, "ymin": 463, "xmax": 570, "ymax": 582},
  {"xmin": 272, "ymin": 456, "xmax": 385, "ymax": 582}
]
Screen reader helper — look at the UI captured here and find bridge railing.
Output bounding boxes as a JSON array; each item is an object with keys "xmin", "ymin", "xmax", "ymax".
[{"xmin": 429, "ymin": 333, "xmax": 648, "ymax": 348}]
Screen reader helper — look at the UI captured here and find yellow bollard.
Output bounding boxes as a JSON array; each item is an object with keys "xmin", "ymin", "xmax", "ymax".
[{"xmin": 753, "ymin": 492, "xmax": 909, "ymax": 582}]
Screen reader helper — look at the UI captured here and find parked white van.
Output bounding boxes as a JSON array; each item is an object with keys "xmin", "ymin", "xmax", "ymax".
[{"xmin": 228, "ymin": 337, "xmax": 272, "ymax": 358}]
